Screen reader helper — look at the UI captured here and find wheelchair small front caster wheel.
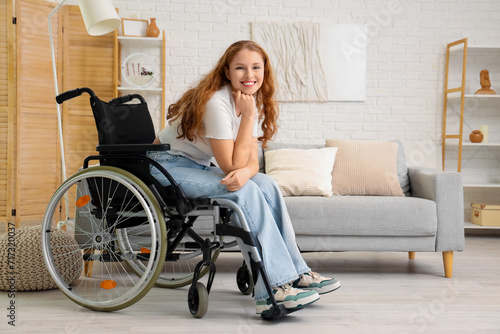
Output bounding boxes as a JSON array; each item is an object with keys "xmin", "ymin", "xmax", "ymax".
[
  {"xmin": 236, "ymin": 265, "xmax": 254, "ymax": 295},
  {"xmin": 188, "ymin": 282, "xmax": 209, "ymax": 318}
]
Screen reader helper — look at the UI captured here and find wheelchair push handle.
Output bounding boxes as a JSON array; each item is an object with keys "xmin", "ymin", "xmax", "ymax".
[
  {"xmin": 109, "ymin": 94, "xmax": 146, "ymax": 105},
  {"xmin": 56, "ymin": 87, "xmax": 96, "ymax": 104}
]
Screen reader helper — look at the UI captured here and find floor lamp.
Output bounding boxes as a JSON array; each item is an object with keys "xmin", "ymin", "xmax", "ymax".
[{"xmin": 48, "ymin": 0, "xmax": 120, "ymax": 226}]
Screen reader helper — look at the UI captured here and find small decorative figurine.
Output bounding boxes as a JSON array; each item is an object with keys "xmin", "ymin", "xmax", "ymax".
[{"xmin": 474, "ymin": 69, "xmax": 496, "ymax": 95}]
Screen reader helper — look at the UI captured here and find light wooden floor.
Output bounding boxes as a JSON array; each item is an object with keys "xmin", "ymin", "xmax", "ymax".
[{"xmin": 2, "ymin": 234, "xmax": 499, "ymax": 334}]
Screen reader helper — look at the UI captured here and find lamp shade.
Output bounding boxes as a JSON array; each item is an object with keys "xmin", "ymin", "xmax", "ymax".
[{"xmin": 79, "ymin": 0, "xmax": 120, "ymax": 36}]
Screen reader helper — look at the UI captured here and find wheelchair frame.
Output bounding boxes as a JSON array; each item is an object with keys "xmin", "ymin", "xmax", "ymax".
[{"xmin": 41, "ymin": 87, "xmax": 298, "ymax": 319}]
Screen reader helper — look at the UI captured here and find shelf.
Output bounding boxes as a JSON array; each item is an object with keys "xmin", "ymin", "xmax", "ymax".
[
  {"xmin": 118, "ymin": 87, "xmax": 163, "ymax": 92},
  {"xmin": 450, "ymin": 45, "xmax": 500, "ymax": 54},
  {"xmin": 463, "ymin": 183, "xmax": 500, "ymax": 188},
  {"xmin": 446, "ymin": 94, "xmax": 500, "ymax": 109},
  {"xmin": 447, "ymin": 93, "xmax": 500, "ymax": 100},
  {"xmin": 465, "ymin": 221, "xmax": 500, "ymax": 229},
  {"xmin": 117, "ymin": 35, "xmax": 162, "ymax": 47},
  {"xmin": 445, "ymin": 142, "xmax": 500, "ymax": 147},
  {"xmin": 462, "ymin": 143, "xmax": 500, "ymax": 147}
]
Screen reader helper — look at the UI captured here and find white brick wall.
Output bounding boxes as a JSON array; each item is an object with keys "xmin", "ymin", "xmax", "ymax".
[{"xmin": 110, "ymin": 0, "xmax": 500, "ymax": 169}]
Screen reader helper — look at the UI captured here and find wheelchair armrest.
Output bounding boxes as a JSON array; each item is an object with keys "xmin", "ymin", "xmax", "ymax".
[{"xmin": 96, "ymin": 144, "xmax": 170, "ymax": 152}]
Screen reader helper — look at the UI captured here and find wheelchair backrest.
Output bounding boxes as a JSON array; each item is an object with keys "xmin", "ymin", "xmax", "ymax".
[
  {"xmin": 90, "ymin": 95, "xmax": 155, "ymax": 145},
  {"xmin": 88, "ymin": 94, "xmax": 180, "ymax": 204}
]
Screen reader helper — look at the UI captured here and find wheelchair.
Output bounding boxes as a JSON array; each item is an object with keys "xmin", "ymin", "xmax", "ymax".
[{"xmin": 41, "ymin": 87, "xmax": 297, "ymax": 319}]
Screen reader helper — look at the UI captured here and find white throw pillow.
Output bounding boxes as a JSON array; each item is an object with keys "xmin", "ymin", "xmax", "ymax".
[{"xmin": 264, "ymin": 147, "xmax": 338, "ymax": 197}]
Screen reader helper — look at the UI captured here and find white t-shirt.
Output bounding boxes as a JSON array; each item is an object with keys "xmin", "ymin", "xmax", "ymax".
[{"xmin": 157, "ymin": 85, "xmax": 259, "ymax": 166}]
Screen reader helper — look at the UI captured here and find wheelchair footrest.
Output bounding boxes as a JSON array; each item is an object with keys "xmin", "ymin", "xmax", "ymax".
[{"xmin": 261, "ymin": 305, "xmax": 304, "ymax": 320}]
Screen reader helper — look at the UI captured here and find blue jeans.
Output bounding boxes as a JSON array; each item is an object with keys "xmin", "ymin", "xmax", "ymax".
[{"xmin": 147, "ymin": 151, "xmax": 310, "ymax": 301}]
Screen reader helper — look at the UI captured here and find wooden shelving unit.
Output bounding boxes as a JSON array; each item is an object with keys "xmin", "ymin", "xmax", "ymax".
[
  {"xmin": 113, "ymin": 32, "xmax": 166, "ymax": 129},
  {"xmin": 442, "ymin": 38, "xmax": 500, "ymax": 230}
]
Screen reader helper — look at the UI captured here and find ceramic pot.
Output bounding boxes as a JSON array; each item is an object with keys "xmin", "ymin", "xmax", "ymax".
[
  {"xmin": 469, "ymin": 130, "xmax": 484, "ymax": 143},
  {"xmin": 146, "ymin": 18, "xmax": 160, "ymax": 38}
]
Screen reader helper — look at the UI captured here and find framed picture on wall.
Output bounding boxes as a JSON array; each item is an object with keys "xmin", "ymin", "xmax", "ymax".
[
  {"xmin": 121, "ymin": 18, "xmax": 148, "ymax": 37},
  {"xmin": 252, "ymin": 22, "xmax": 367, "ymax": 102}
]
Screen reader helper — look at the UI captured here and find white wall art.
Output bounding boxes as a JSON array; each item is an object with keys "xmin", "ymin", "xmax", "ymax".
[{"xmin": 252, "ymin": 22, "xmax": 367, "ymax": 102}]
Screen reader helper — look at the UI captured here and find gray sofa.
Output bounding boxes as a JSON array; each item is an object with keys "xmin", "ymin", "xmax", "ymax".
[{"xmin": 259, "ymin": 140, "xmax": 465, "ymax": 278}]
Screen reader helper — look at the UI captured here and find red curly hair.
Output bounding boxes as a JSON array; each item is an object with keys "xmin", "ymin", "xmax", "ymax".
[{"xmin": 167, "ymin": 40, "xmax": 279, "ymax": 147}]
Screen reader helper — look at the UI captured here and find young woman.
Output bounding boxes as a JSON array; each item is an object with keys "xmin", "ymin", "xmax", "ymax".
[{"xmin": 149, "ymin": 40, "xmax": 340, "ymax": 315}]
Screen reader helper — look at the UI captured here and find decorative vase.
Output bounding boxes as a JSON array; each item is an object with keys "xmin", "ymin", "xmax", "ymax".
[
  {"xmin": 469, "ymin": 130, "xmax": 484, "ymax": 143},
  {"xmin": 146, "ymin": 18, "xmax": 160, "ymax": 38}
]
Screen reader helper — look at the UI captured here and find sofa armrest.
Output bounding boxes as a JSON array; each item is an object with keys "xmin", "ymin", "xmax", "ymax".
[{"xmin": 408, "ymin": 167, "xmax": 464, "ymax": 252}]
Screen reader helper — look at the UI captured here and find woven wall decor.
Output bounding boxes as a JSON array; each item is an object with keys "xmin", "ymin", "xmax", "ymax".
[{"xmin": 0, "ymin": 225, "xmax": 83, "ymax": 291}]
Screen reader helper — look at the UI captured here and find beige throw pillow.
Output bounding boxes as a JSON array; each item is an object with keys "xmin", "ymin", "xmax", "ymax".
[
  {"xmin": 265, "ymin": 147, "xmax": 338, "ymax": 197},
  {"xmin": 325, "ymin": 139, "xmax": 404, "ymax": 196}
]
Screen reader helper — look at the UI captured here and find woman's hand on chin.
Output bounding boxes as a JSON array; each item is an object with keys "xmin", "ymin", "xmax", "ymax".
[{"xmin": 232, "ymin": 90, "xmax": 256, "ymax": 119}]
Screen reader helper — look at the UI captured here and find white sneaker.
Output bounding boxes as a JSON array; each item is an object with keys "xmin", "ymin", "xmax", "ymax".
[
  {"xmin": 293, "ymin": 271, "xmax": 341, "ymax": 294},
  {"xmin": 255, "ymin": 283, "xmax": 320, "ymax": 314}
]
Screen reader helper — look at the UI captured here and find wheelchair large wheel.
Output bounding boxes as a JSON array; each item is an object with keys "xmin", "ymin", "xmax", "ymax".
[
  {"xmin": 118, "ymin": 227, "xmax": 221, "ymax": 288},
  {"xmin": 42, "ymin": 166, "xmax": 167, "ymax": 312}
]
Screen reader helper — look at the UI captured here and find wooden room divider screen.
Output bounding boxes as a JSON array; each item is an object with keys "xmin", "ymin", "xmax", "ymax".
[
  {"xmin": 1, "ymin": 0, "xmax": 116, "ymax": 229},
  {"xmin": 0, "ymin": 0, "xmax": 15, "ymax": 224},
  {"xmin": 15, "ymin": 0, "xmax": 60, "ymax": 226}
]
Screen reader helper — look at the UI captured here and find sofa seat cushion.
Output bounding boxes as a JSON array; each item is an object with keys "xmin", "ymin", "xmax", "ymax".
[{"xmin": 284, "ymin": 196, "xmax": 437, "ymax": 237}]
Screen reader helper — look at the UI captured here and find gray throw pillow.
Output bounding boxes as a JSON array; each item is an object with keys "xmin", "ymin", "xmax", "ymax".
[{"xmin": 391, "ymin": 139, "xmax": 410, "ymax": 196}]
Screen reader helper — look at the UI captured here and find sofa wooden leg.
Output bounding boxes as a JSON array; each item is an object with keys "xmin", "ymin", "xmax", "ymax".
[
  {"xmin": 442, "ymin": 251, "xmax": 453, "ymax": 278},
  {"xmin": 408, "ymin": 251, "xmax": 415, "ymax": 260}
]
